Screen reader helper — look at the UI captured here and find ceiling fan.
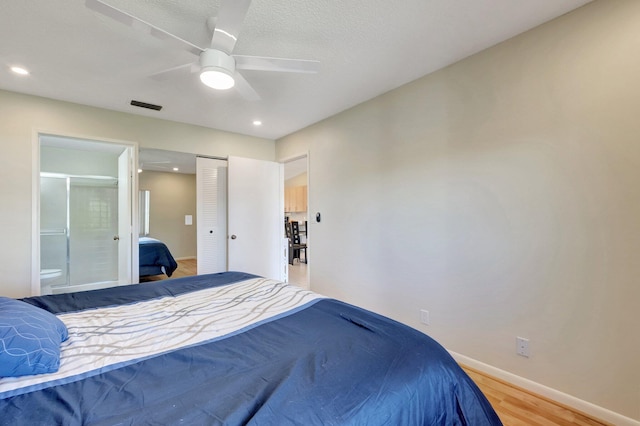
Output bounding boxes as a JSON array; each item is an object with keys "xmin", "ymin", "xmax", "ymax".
[{"xmin": 85, "ymin": 0, "xmax": 320, "ymax": 100}]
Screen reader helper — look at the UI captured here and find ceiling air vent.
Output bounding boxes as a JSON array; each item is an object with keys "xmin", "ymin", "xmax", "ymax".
[{"xmin": 130, "ymin": 100, "xmax": 162, "ymax": 111}]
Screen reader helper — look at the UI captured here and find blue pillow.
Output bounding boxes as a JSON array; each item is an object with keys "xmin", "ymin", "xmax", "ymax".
[{"xmin": 0, "ymin": 297, "xmax": 69, "ymax": 377}]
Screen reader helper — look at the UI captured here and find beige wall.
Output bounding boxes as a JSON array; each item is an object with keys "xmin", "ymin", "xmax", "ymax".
[
  {"xmin": 0, "ymin": 90, "xmax": 274, "ymax": 298},
  {"xmin": 277, "ymin": 1, "xmax": 639, "ymax": 422},
  {"xmin": 285, "ymin": 172, "xmax": 307, "ymax": 187},
  {"xmin": 138, "ymin": 171, "xmax": 197, "ymax": 259}
]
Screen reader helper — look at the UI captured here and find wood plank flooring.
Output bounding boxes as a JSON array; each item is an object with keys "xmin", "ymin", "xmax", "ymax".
[
  {"xmin": 462, "ymin": 366, "xmax": 610, "ymax": 426},
  {"xmin": 139, "ymin": 258, "xmax": 197, "ymax": 282},
  {"xmin": 139, "ymin": 262, "xmax": 610, "ymax": 425}
]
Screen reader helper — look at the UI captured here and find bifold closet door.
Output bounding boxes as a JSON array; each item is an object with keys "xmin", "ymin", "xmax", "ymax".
[{"xmin": 196, "ymin": 157, "xmax": 228, "ymax": 275}]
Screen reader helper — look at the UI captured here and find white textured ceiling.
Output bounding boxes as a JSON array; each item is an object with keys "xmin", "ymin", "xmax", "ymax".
[{"xmin": 0, "ymin": 0, "xmax": 591, "ymax": 140}]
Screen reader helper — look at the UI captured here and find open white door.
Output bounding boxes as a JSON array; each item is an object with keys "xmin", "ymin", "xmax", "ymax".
[{"xmin": 228, "ymin": 156, "xmax": 284, "ymax": 280}]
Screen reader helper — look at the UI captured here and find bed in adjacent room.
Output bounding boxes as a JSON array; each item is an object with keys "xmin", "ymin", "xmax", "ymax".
[
  {"xmin": 138, "ymin": 236, "xmax": 178, "ymax": 278},
  {"xmin": 0, "ymin": 272, "xmax": 502, "ymax": 425}
]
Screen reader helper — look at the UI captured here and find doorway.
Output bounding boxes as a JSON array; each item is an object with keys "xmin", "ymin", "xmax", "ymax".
[
  {"xmin": 139, "ymin": 149, "xmax": 286, "ymax": 282},
  {"xmin": 35, "ymin": 134, "xmax": 136, "ymax": 295},
  {"xmin": 283, "ymin": 154, "xmax": 309, "ymax": 288}
]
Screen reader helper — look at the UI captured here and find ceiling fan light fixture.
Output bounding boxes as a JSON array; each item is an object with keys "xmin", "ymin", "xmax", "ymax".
[
  {"xmin": 11, "ymin": 66, "xmax": 29, "ymax": 75},
  {"xmin": 200, "ymin": 67, "xmax": 235, "ymax": 90},
  {"xmin": 199, "ymin": 49, "xmax": 236, "ymax": 90}
]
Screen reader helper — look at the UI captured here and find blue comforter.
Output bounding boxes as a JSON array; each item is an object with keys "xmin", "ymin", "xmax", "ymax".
[
  {"xmin": 139, "ymin": 236, "xmax": 178, "ymax": 277},
  {"xmin": 3, "ymin": 273, "xmax": 501, "ymax": 425}
]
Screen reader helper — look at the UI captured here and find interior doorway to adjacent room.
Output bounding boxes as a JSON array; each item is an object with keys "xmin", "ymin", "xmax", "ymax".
[{"xmin": 283, "ymin": 154, "xmax": 309, "ymax": 289}]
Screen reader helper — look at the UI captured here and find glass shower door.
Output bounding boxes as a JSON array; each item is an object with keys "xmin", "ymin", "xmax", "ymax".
[
  {"xmin": 40, "ymin": 174, "xmax": 119, "ymax": 294},
  {"xmin": 68, "ymin": 178, "xmax": 118, "ymax": 286}
]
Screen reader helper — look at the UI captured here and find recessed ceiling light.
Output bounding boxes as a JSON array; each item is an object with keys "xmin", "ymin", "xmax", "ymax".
[
  {"xmin": 173, "ymin": 167, "xmax": 179, "ymax": 172},
  {"xmin": 253, "ymin": 120, "xmax": 262, "ymax": 126},
  {"xmin": 11, "ymin": 66, "xmax": 29, "ymax": 75},
  {"xmin": 138, "ymin": 169, "xmax": 143, "ymax": 173}
]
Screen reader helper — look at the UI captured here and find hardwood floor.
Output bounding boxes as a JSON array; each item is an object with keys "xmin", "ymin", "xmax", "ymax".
[
  {"xmin": 139, "ymin": 258, "xmax": 197, "ymax": 282},
  {"xmin": 139, "ymin": 263, "xmax": 610, "ymax": 425},
  {"xmin": 462, "ymin": 366, "xmax": 611, "ymax": 426}
]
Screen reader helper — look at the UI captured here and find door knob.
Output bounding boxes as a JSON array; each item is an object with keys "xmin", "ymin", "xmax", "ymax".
[
  {"xmin": 230, "ymin": 235, "xmax": 237, "ymax": 240},
  {"xmin": 113, "ymin": 236, "xmax": 120, "ymax": 241}
]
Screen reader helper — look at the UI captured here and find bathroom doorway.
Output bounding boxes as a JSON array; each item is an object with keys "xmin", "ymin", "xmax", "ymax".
[{"xmin": 36, "ymin": 134, "xmax": 136, "ymax": 295}]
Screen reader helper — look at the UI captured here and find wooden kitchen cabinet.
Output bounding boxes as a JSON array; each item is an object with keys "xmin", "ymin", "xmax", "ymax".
[{"xmin": 285, "ymin": 185, "xmax": 307, "ymax": 212}]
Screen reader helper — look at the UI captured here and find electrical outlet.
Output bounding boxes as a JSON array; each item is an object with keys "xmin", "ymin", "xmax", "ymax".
[
  {"xmin": 516, "ymin": 336, "xmax": 530, "ymax": 357},
  {"xmin": 420, "ymin": 309, "xmax": 430, "ymax": 325}
]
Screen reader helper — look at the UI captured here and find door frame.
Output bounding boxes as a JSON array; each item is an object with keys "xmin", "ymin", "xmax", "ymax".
[{"xmin": 31, "ymin": 130, "xmax": 138, "ymax": 296}]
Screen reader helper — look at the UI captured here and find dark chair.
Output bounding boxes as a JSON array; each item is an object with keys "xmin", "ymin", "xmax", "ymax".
[{"xmin": 285, "ymin": 222, "xmax": 307, "ymax": 265}]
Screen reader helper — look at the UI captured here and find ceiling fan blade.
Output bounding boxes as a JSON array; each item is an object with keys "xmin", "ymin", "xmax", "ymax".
[
  {"xmin": 149, "ymin": 62, "xmax": 199, "ymax": 81},
  {"xmin": 234, "ymin": 55, "xmax": 320, "ymax": 74},
  {"xmin": 209, "ymin": 0, "xmax": 252, "ymax": 54},
  {"xmin": 86, "ymin": 0, "xmax": 204, "ymax": 56},
  {"xmin": 233, "ymin": 72, "xmax": 261, "ymax": 102}
]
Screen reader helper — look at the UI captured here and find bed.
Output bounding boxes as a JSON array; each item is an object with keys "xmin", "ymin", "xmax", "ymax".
[
  {"xmin": 138, "ymin": 236, "xmax": 178, "ymax": 277},
  {"xmin": 0, "ymin": 272, "xmax": 502, "ymax": 425}
]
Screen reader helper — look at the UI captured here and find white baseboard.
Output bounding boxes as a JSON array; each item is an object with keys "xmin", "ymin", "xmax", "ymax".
[{"xmin": 450, "ymin": 352, "xmax": 639, "ymax": 426}]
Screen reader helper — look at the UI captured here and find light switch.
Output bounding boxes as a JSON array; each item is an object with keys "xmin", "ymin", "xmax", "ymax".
[{"xmin": 185, "ymin": 215, "xmax": 193, "ymax": 225}]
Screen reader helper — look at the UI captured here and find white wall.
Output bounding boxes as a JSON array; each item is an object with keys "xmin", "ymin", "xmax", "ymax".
[
  {"xmin": 277, "ymin": 0, "xmax": 639, "ymax": 422},
  {"xmin": 0, "ymin": 90, "xmax": 275, "ymax": 298}
]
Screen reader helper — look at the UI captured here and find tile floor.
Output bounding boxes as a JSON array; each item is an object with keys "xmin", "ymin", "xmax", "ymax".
[{"xmin": 287, "ymin": 261, "xmax": 308, "ymax": 288}]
